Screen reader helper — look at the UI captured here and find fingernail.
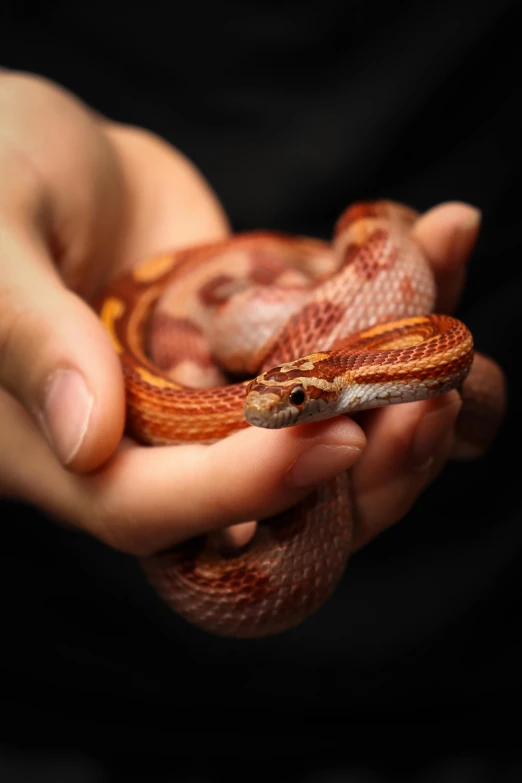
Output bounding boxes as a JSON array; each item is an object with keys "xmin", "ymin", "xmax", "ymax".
[
  {"xmin": 410, "ymin": 399, "xmax": 462, "ymax": 472},
  {"xmin": 288, "ymin": 444, "xmax": 362, "ymax": 488},
  {"xmin": 451, "ymin": 208, "xmax": 482, "ymax": 264},
  {"xmin": 39, "ymin": 369, "xmax": 94, "ymax": 465}
]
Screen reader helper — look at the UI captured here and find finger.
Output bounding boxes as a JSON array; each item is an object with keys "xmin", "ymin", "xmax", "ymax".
[
  {"xmin": 350, "ymin": 391, "xmax": 461, "ymax": 552},
  {"xmin": 214, "ymin": 520, "xmax": 259, "ymax": 551},
  {"xmin": 0, "ymin": 389, "xmax": 365, "ymax": 556},
  {"xmin": 451, "ymin": 351, "xmax": 507, "ymax": 461},
  {"xmin": 103, "ymin": 123, "xmax": 231, "ymax": 271},
  {"xmin": 0, "ymin": 224, "xmax": 125, "ymax": 471},
  {"xmin": 411, "ymin": 201, "xmax": 482, "ymax": 313},
  {"xmin": 0, "ymin": 71, "xmax": 124, "ymax": 300}
]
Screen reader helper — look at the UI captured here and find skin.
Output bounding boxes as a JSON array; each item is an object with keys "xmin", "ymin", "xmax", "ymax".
[{"xmin": 0, "ymin": 70, "xmax": 481, "ymax": 558}]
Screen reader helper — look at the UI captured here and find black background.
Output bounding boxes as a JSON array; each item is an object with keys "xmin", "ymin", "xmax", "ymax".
[{"xmin": 1, "ymin": 1, "xmax": 521, "ymax": 781}]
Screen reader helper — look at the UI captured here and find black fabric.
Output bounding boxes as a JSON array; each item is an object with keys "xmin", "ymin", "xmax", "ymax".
[{"xmin": 1, "ymin": 1, "xmax": 521, "ymax": 780}]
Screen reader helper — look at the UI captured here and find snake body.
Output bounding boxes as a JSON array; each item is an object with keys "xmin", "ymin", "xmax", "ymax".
[{"xmin": 97, "ymin": 200, "xmax": 496, "ymax": 638}]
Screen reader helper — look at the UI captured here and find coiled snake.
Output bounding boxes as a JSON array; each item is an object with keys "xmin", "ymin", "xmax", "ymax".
[{"xmin": 97, "ymin": 200, "xmax": 504, "ymax": 637}]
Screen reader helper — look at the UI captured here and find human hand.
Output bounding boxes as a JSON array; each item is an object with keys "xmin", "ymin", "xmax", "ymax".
[{"xmin": 0, "ymin": 70, "xmax": 482, "ymax": 558}]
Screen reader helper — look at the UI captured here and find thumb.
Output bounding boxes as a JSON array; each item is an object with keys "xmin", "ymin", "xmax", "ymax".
[{"xmin": 0, "ymin": 226, "xmax": 125, "ymax": 472}]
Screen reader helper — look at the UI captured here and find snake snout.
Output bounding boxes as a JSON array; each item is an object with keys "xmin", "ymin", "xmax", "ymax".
[{"xmin": 244, "ymin": 389, "xmax": 296, "ymax": 428}]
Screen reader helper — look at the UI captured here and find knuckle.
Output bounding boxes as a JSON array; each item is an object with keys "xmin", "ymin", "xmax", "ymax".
[
  {"xmin": 0, "ymin": 286, "xmax": 50, "ymax": 397},
  {"xmin": 0, "ymin": 70, "xmax": 57, "ymax": 96},
  {"xmin": 0, "ymin": 288, "xmax": 30, "ymax": 385}
]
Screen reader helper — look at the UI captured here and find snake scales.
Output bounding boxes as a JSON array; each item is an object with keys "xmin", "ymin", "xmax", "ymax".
[{"xmin": 97, "ymin": 200, "xmax": 504, "ymax": 638}]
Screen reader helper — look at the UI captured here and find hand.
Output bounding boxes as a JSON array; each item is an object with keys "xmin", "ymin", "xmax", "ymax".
[{"xmin": 0, "ymin": 70, "xmax": 481, "ymax": 557}]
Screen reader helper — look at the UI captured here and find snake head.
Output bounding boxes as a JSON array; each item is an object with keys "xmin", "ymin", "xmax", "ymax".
[{"xmin": 244, "ymin": 354, "xmax": 342, "ymax": 428}]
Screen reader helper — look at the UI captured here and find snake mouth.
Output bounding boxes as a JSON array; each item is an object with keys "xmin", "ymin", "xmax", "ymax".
[{"xmin": 243, "ymin": 390, "xmax": 298, "ymax": 428}]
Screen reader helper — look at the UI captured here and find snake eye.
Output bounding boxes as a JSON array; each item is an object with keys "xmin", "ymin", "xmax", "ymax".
[{"xmin": 289, "ymin": 385, "xmax": 306, "ymax": 407}]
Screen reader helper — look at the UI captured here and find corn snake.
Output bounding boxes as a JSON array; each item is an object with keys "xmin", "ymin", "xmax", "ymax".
[{"xmin": 96, "ymin": 200, "xmax": 503, "ymax": 638}]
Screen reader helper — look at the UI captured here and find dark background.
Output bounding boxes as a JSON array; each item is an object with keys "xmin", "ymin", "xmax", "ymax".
[{"xmin": 1, "ymin": 1, "xmax": 521, "ymax": 781}]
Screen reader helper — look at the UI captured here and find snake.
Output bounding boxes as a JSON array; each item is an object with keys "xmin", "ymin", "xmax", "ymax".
[{"xmin": 96, "ymin": 200, "xmax": 504, "ymax": 638}]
